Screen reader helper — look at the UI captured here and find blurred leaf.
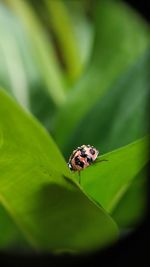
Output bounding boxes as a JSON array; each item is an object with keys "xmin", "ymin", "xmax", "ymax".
[
  {"xmin": 0, "ymin": 3, "xmax": 30, "ymax": 108},
  {"xmin": 53, "ymin": 0, "xmax": 150, "ymax": 150},
  {"xmin": 0, "ymin": 89, "xmax": 118, "ymax": 252},
  {"xmin": 64, "ymin": 48, "xmax": 150, "ymax": 158},
  {"xmin": 80, "ymin": 136, "xmax": 149, "ymax": 215},
  {"xmin": 45, "ymin": 0, "xmax": 94, "ymax": 83},
  {"xmin": 112, "ymin": 168, "xmax": 148, "ymax": 228},
  {"xmin": 0, "ymin": 3, "xmax": 56, "ymax": 130},
  {"xmin": 6, "ymin": 0, "xmax": 66, "ymax": 107},
  {"xmin": 0, "ymin": 205, "xmax": 27, "ymax": 249},
  {"xmin": 65, "ymin": 1, "xmax": 94, "ymax": 73},
  {"xmin": 29, "ymin": 85, "xmax": 56, "ymax": 132},
  {"xmin": 45, "ymin": 0, "xmax": 83, "ymax": 82}
]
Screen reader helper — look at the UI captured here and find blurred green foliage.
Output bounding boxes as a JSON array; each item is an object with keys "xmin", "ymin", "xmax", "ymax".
[{"xmin": 0, "ymin": 0, "xmax": 149, "ymax": 253}]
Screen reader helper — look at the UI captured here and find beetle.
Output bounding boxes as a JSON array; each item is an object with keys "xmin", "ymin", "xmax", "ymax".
[{"xmin": 68, "ymin": 144, "xmax": 99, "ymax": 172}]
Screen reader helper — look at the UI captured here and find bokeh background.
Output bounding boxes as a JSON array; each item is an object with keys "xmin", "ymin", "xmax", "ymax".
[{"xmin": 0, "ymin": 0, "xmax": 149, "ymax": 157}]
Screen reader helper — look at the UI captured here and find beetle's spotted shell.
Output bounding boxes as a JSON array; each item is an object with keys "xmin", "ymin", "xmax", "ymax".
[{"xmin": 68, "ymin": 145, "xmax": 99, "ymax": 171}]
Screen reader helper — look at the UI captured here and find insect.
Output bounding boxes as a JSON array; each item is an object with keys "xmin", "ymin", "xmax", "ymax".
[{"xmin": 68, "ymin": 144, "xmax": 99, "ymax": 172}]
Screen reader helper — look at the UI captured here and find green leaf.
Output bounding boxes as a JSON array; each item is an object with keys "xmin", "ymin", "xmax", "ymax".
[
  {"xmin": 0, "ymin": 89, "xmax": 118, "ymax": 252},
  {"xmin": 0, "ymin": 205, "xmax": 28, "ymax": 249},
  {"xmin": 112, "ymin": 168, "xmax": 147, "ymax": 228},
  {"xmin": 53, "ymin": 0, "xmax": 149, "ymax": 149},
  {"xmin": 80, "ymin": 136, "xmax": 149, "ymax": 216}
]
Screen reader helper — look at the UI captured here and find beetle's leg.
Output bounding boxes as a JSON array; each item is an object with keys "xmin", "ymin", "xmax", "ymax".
[
  {"xmin": 95, "ymin": 159, "xmax": 108, "ymax": 164},
  {"xmin": 78, "ymin": 171, "xmax": 81, "ymax": 184}
]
